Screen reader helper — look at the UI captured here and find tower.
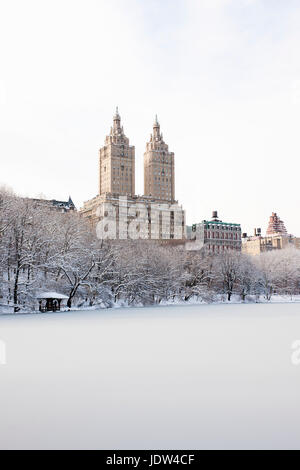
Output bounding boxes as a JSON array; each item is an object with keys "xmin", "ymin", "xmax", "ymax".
[
  {"xmin": 144, "ymin": 116, "xmax": 175, "ymax": 202},
  {"xmin": 99, "ymin": 108, "xmax": 135, "ymax": 197},
  {"xmin": 266, "ymin": 212, "xmax": 288, "ymax": 236}
]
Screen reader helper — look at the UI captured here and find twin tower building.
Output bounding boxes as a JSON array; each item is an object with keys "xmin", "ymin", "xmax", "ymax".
[{"xmin": 80, "ymin": 108, "xmax": 185, "ymax": 240}]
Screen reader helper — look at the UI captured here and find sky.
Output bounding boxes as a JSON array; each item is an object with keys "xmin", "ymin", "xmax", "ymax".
[{"xmin": 0, "ymin": 0, "xmax": 300, "ymax": 236}]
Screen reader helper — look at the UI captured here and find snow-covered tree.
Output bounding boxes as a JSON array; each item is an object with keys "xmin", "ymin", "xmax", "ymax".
[{"xmin": 0, "ymin": 191, "xmax": 299, "ymax": 312}]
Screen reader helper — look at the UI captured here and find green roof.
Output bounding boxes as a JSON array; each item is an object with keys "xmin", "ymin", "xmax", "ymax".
[{"xmin": 203, "ymin": 220, "xmax": 241, "ymax": 226}]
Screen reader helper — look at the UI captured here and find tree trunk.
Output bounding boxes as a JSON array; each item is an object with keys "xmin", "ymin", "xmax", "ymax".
[
  {"xmin": 14, "ymin": 267, "xmax": 20, "ymax": 313},
  {"xmin": 67, "ymin": 283, "xmax": 81, "ymax": 308}
]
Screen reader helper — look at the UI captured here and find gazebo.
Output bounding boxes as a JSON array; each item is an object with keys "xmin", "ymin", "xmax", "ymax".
[{"xmin": 36, "ymin": 292, "xmax": 69, "ymax": 312}]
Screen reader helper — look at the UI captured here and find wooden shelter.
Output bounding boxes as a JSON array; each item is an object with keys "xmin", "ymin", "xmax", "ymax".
[{"xmin": 36, "ymin": 292, "xmax": 69, "ymax": 312}]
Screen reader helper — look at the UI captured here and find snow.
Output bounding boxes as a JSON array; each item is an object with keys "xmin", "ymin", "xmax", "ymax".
[
  {"xmin": 0, "ymin": 302, "xmax": 300, "ymax": 450},
  {"xmin": 36, "ymin": 292, "xmax": 69, "ymax": 300},
  {"xmin": 160, "ymin": 294, "xmax": 300, "ymax": 306}
]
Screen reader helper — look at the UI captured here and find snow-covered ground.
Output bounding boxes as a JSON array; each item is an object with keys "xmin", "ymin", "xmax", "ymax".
[
  {"xmin": 0, "ymin": 303, "xmax": 300, "ymax": 450},
  {"xmin": 1, "ymin": 295, "xmax": 300, "ymax": 315}
]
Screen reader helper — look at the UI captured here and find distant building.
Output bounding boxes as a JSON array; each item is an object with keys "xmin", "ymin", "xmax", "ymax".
[
  {"xmin": 80, "ymin": 109, "xmax": 185, "ymax": 241},
  {"xmin": 266, "ymin": 212, "xmax": 288, "ymax": 236},
  {"xmin": 242, "ymin": 212, "xmax": 300, "ymax": 255},
  {"xmin": 242, "ymin": 231, "xmax": 297, "ymax": 256},
  {"xmin": 187, "ymin": 211, "xmax": 242, "ymax": 253},
  {"xmin": 29, "ymin": 196, "xmax": 76, "ymax": 213}
]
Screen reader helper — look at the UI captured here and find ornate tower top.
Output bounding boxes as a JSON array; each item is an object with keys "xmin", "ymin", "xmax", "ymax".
[
  {"xmin": 112, "ymin": 106, "xmax": 122, "ymax": 135},
  {"xmin": 114, "ymin": 106, "xmax": 120, "ymax": 120},
  {"xmin": 152, "ymin": 114, "xmax": 162, "ymax": 141}
]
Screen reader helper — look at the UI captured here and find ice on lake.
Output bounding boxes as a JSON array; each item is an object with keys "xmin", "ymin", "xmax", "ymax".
[{"xmin": 0, "ymin": 303, "xmax": 300, "ymax": 450}]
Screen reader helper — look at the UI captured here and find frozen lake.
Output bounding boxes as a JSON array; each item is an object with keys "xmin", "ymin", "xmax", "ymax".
[{"xmin": 0, "ymin": 303, "xmax": 300, "ymax": 450}]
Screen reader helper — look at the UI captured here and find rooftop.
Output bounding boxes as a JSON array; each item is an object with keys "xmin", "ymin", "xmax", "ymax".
[
  {"xmin": 36, "ymin": 292, "xmax": 69, "ymax": 300},
  {"xmin": 202, "ymin": 220, "xmax": 241, "ymax": 227}
]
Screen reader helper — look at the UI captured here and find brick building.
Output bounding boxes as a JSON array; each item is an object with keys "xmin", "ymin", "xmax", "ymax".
[{"xmin": 187, "ymin": 211, "xmax": 242, "ymax": 253}]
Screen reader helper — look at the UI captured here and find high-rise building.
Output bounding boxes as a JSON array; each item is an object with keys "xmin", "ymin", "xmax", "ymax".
[
  {"xmin": 144, "ymin": 116, "xmax": 175, "ymax": 202},
  {"xmin": 80, "ymin": 110, "xmax": 185, "ymax": 241},
  {"xmin": 99, "ymin": 108, "xmax": 135, "ymax": 197}
]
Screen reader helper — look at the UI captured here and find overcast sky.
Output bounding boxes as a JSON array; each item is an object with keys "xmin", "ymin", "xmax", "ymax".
[{"xmin": 0, "ymin": 0, "xmax": 299, "ymax": 236}]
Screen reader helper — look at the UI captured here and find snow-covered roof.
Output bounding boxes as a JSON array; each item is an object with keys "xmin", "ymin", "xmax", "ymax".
[{"xmin": 36, "ymin": 292, "xmax": 69, "ymax": 300}]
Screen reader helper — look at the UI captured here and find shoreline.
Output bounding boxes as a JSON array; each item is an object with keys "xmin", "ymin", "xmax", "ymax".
[{"xmin": 1, "ymin": 295, "xmax": 299, "ymax": 317}]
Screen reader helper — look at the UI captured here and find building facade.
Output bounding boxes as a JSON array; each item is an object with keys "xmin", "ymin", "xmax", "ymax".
[
  {"xmin": 242, "ymin": 212, "xmax": 300, "ymax": 255},
  {"xmin": 80, "ymin": 193, "xmax": 185, "ymax": 241},
  {"xmin": 81, "ymin": 110, "xmax": 185, "ymax": 241},
  {"xmin": 28, "ymin": 196, "xmax": 76, "ymax": 213},
  {"xmin": 187, "ymin": 211, "xmax": 242, "ymax": 253},
  {"xmin": 242, "ymin": 232, "xmax": 300, "ymax": 255},
  {"xmin": 144, "ymin": 116, "xmax": 175, "ymax": 202},
  {"xmin": 99, "ymin": 108, "xmax": 135, "ymax": 197}
]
